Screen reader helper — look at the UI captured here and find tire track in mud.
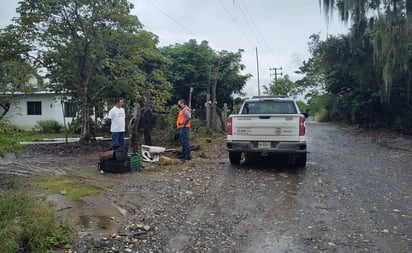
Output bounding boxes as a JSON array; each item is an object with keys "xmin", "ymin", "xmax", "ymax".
[{"xmin": 0, "ymin": 160, "xmax": 68, "ymax": 176}]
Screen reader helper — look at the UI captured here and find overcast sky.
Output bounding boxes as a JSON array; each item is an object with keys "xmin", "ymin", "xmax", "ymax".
[{"xmin": 0, "ymin": 0, "xmax": 349, "ymax": 97}]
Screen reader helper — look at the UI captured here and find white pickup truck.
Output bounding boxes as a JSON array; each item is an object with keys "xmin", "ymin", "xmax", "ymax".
[{"xmin": 226, "ymin": 96, "xmax": 307, "ymax": 167}]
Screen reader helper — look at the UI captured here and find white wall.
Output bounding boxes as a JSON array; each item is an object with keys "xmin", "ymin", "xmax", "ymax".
[{"xmin": 7, "ymin": 92, "xmax": 73, "ymax": 130}]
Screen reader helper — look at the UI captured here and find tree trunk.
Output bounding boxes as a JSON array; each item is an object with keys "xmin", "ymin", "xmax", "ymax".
[
  {"xmin": 211, "ymin": 62, "xmax": 220, "ymax": 131},
  {"xmin": 221, "ymin": 103, "xmax": 228, "ymax": 132},
  {"xmin": 78, "ymin": 47, "xmax": 92, "ymax": 143},
  {"xmin": 129, "ymin": 103, "xmax": 141, "ymax": 154},
  {"xmin": 142, "ymin": 93, "xmax": 153, "ymax": 146},
  {"xmin": 205, "ymin": 99, "xmax": 211, "ymax": 134},
  {"xmin": 80, "ymin": 92, "xmax": 91, "ymax": 143}
]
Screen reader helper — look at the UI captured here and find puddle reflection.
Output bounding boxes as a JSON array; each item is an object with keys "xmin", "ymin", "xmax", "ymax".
[
  {"xmin": 79, "ymin": 215, "xmax": 114, "ymax": 229},
  {"xmin": 79, "ymin": 215, "xmax": 91, "ymax": 227}
]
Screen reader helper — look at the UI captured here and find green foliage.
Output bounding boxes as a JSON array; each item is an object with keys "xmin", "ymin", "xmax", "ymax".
[
  {"xmin": 33, "ymin": 120, "xmax": 63, "ymax": 134},
  {"xmin": 67, "ymin": 117, "xmax": 100, "ymax": 135},
  {"xmin": 296, "ymin": 100, "xmax": 307, "ymax": 113},
  {"xmin": 0, "ymin": 122, "xmax": 22, "ymax": 158},
  {"xmin": 164, "ymin": 105, "xmax": 180, "ymax": 144},
  {"xmin": 392, "ymin": 109, "xmax": 412, "ymax": 134},
  {"xmin": 0, "ymin": 191, "xmax": 72, "ymax": 253},
  {"xmin": 315, "ymin": 108, "xmax": 330, "ymax": 122},
  {"xmin": 14, "ymin": 0, "xmax": 172, "ymax": 142},
  {"xmin": 231, "ymin": 97, "xmax": 245, "ymax": 114},
  {"xmin": 36, "ymin": 175, "xmax": 102, "ymax": 200},
  {"xmin": 309, "ymin": 0, "xmax": 412, "ymax": 132},
  {"xmin": 0, "ymin": 25, "xmax": 41, "ymax": 119},
  {"xmin": 263, "ymin": 74, "xmax": 302, "ymax": 97},
  {"xmin": 160, "ymin": 39, "xmax": 250, "ymax": 109},
  {"xmin": 307, "ymin": 94, "xmax": 331, "ymax": 122},
  {"xmin": 188, "ymin": 117, "xmax": 204, "ymax": 141}
]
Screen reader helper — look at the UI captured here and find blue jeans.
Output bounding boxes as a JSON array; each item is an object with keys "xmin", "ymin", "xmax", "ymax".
[
  {"xmin": 178, "ymin": 127, "xmax": 190, "ymax": 159},
  {"xmin": 111, "ymin": 132, "xmax": 125, "ymax": 148}
]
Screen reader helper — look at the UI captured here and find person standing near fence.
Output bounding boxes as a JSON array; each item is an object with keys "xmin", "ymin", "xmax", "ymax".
[
  {"xmin": 107, "ymin": 98, "xmax": 126, "ymax": 149},
  {"xmin": 176, "ymin": 99, "xmax": 191, "ymax": 161}
]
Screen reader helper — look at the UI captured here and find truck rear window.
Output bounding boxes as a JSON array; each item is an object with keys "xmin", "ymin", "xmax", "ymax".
[{"xmin": 241, "ymin": 101, "xmax": 297, "ymax": 114}]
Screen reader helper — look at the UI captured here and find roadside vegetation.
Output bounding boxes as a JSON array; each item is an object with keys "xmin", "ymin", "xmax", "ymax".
[
  {"xmin": 0, "ymin": 0, "xmax": 410, "ymax": 251},
  {"xmin": 0, "ymin": 121, "xmax": 22, "ymax": 158},
  {"xmin": 0, "ymin": 171, "xmax": 112, "ymax": 253},
  {"xmin": 0, "ymin": 177, "xmax": 72, "ymax": 253},
  {"xmin": 300, "ymin": 1, "xmax": 412, "ymax": 133}
]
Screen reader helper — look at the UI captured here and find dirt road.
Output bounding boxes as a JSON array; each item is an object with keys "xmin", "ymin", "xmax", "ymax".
[{"xmin": 1, "ymin": 120, "xmax": 411, "ymax": 252}]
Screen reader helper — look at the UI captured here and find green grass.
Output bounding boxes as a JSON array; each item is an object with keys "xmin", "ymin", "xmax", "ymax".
[
  {"xmin": 35, "ymin": 174, "xmax": 105, "ymax": 200},
  {"xmin": 0, "ymin": 190, "xmax": 72, "ymax": 253},
  {"xmin": 16, "ymin": 131, "xmax": 80, "ymax": 142},
  {"xmin": 0, "ymin": 172, "xmax": 112, "ymax": 252}
]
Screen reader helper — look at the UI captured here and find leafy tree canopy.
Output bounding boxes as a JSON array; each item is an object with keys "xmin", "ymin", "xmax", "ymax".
[
  {"xmin": 298, "ymin": 0, "xmax": 412, "ymax": 131},
  {"xmin": 160, "ymin": 39, "xmax": 251, "ymax": 109},
  {"xmin": 0, "ymin": 24, "xmax": 40, "ymax": 120},
  {"xmin": 263, "ymin": 74, "xmax": 302, "ymax": 97},
  {"xmin": 13, "ymin": 0, "xmax": 172, "ymax": 141}
]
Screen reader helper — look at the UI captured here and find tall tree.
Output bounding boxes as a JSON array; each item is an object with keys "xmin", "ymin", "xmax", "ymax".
[
  {"xmin": 263, "ymin": 74, "xmax": 301, "ymax": 97},
  {"xmin": 319, "ymin": 0, "xmax": 412, "ymax": 130},
  {"xmin": 319, "ymin": 0, "xmax": 412, "ymax": 105},
  {"xmin": 160, "ymin": 40, "xmax": 250, "ymax": 110},
  {"xmin": 15, "ymin": 0, "xmax": 171, "ymax": 142},
  {"xmin": 0, "ymin": 24, "xmax": 40, "ymax": 120}
]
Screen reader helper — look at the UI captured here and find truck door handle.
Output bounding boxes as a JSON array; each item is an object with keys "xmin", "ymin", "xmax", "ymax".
[{"xmin": 259, "ymin": 116, "xmax": 270, "ymax": 119}]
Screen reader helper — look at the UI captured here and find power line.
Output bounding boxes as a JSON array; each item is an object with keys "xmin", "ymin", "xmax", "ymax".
[
  {"xmin": 144, "ymin": 0, "xmax": 196, "ymax": 36},
  {"xmin": 139, "ymin": 23, "xmax": 177, "ymax": 44},
  {"xmin": 235, "ymin": 1, "xmax": 261, "ymax": 50},
  {"xmin": 237, "ymin": 0, "xmax": 279, "ymax": 67},
  {"xmin": 217, "ymin": 0, "xmax": 256, "ymax": 50},
  {"xmin": 219, "ymin": 0, "xmax": 275, "ymax": 81}
]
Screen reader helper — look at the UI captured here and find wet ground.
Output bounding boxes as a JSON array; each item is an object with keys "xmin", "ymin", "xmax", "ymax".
[{"xmin": 0, "ymin": 120, "xmax": 411, "ymax": 252}]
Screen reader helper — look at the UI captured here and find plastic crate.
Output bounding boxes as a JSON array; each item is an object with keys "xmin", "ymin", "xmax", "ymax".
[{"xmin": 128, "ymin": 153, "xmax": 141, "ymax": 171}]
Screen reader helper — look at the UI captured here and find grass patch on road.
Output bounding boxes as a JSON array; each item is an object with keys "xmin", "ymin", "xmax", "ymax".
[{"xmin": 35, "ymin": 174, "xmax": 105, "ymax": 200}]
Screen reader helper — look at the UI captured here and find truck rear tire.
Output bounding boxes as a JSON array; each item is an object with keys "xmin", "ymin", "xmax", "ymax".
[
  {"xmin": 229, "ymin": 151, "xmax": 241, "ymax": 165},
  {"xmin": 295, "ymin": 154, "xmax": 307, "ymax": 167}
]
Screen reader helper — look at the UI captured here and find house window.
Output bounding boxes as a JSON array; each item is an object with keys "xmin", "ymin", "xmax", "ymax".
[
  {"xmin": 27, "ymin": 101, "xmax": 42, "ymax": 115},
  {"xmin": 64, "ymin": 102, "xmax": 75, "ymax": 118}
]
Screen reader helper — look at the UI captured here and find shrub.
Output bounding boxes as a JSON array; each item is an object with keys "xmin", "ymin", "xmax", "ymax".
[
  {"xmin": 0, "ymin": 191, "xmax": 72, "ymax": 253},
  {"xmin": 33, "ymin": 120, "xmax": 63, "ymax": 133},
  {"xmin": 315, "ymin": 108, "xmax": 330, "ymax": 122},
  {"xmin": 165, "ymin": 105, "xmax": 180, "ymax": 144},
  {"xmin": 67, "ymin": 117, "xmax": 101, "ymax": 136},
  {"xmin": 0, "ymin": 122, "xmax": 22, "ymax": 158}
]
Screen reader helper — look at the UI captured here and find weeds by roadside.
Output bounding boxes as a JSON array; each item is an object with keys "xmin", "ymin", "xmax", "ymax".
[{"xmin": 0, "ymin": 178, "xmax": 72, "ymax": 253}]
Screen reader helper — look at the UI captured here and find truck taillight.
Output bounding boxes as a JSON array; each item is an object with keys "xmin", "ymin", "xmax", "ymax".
[
  {"xmin": 227, "ymin": 116, "xmax": 233, "ymax": 135},
  {"xmin": 299, "ymin": 115, "xmax": 305, "ymax": 136}
]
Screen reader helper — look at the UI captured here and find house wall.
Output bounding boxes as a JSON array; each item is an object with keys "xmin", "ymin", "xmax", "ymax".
[{"xmin": 7, "ymin": 93, "xmax": 73, "ymax": 130}]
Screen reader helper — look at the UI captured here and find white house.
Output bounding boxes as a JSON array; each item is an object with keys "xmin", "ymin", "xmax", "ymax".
[{"xmin": 7, "ymin": 91, "xmax": 75, "ymax": 130}]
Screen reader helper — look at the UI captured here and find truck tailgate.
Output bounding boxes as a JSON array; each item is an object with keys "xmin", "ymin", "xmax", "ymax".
[{"xmin": 230, "ymin": 114, "xmax": 300, "ymax": 141}]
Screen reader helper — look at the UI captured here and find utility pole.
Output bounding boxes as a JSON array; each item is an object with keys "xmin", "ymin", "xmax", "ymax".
[
  {"xmin": 211, "ymin": 59, "xmax": 221, "ymax": 132},
  {"xmin": 256, "ymin": 47, "xmax": 260, "ymax": 96},
  {"xmin": 269, "ymin": 67, "xmax": 283, "ymax": 82},
  {"xmin": 206, "ymin": 64, "xmax": 211, "ymax": 134}
]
